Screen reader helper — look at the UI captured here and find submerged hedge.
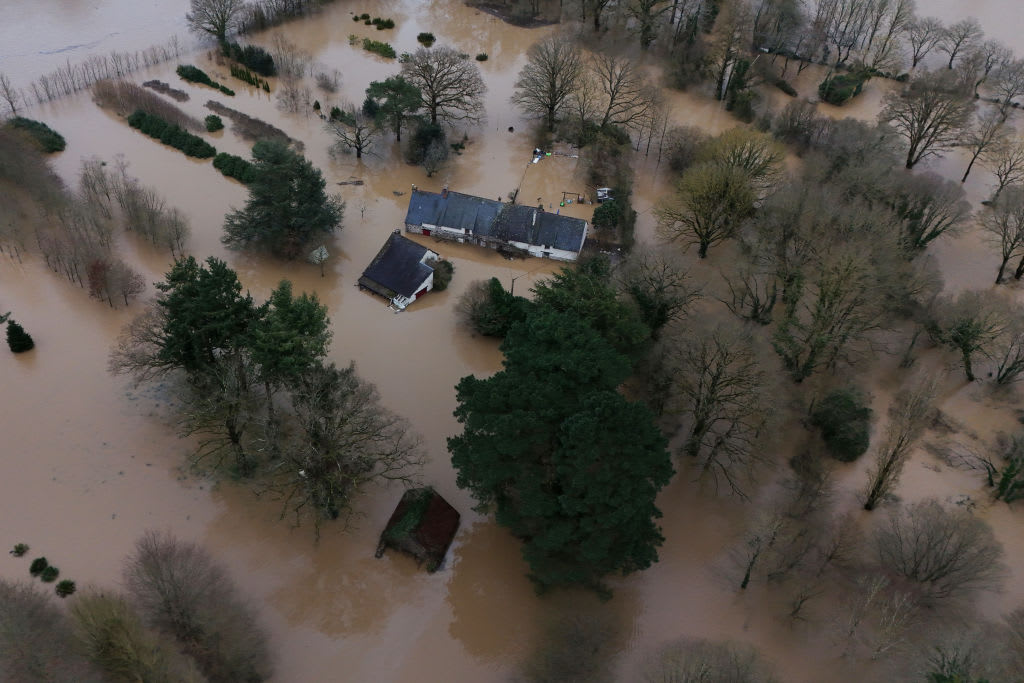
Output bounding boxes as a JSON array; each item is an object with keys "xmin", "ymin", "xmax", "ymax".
[
  {"xmin": 8, "ymin": 117, "xmax": 66, "ymax": 152},
  {"xmin": 213, "ymin": 152, "xmax": 257, "ymax": 184},
  {"xmin": 127, "ymin": 110, "xmax": 216, "ymax": 158}
]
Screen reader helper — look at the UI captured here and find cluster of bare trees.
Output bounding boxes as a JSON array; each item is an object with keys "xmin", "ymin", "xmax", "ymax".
[
  {"xmin": 0, "ymin": 38, "xmax": 183, "ymax": 111},
  {"xmin": 1, "ymin": 532, "xmax": 272, "ymax": 682},
  {"xmin": 512, "ymin": 36, "xmax": 659, "ymax": 142}
]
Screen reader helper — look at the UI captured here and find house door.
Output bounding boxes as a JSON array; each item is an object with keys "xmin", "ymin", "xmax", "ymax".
[
  {"xmin": 415, "ymin": 287, "xmax": 427, "ymax": 299},
  {"xmin": 422, "ymin": 228, "xmax": 432, "ymax": 236}
]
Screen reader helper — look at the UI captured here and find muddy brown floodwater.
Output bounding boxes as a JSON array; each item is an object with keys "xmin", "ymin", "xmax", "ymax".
[{"xmin": 2, "ymin": 1, "xmax": 1024, "ymax": 681}]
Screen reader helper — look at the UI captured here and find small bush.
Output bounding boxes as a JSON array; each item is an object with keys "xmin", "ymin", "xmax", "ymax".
[
  {"xmin": 360, "ymin": 13, "xmax": 370, "ymax": 19},
  {"xmin": 29, "ymin": 557, "xmax": 48, "ymax": 576},
  {"xmin": 11, "ymin": 543, "xmax": 29, "ymax": 557},
  {"xmin": 55, "ymin": 580, "xmax": 76, "ymax": 598},
  {"xmin": 592, "ymin": 199, "xmax": 624, "ymax": 230},
  {"xmin": 475, "ymin": 53, "xmax": 488, "ymax": 61},
  {"xmin": 818, "ymin": 72, "xmax": 867, "ymax": 106},
  {"xmin": 8, "ymin": 117, "xmax": 66, "ymax": 153},
  {"xmin": 177, "ymin": 64, "xmax": 234, "ymax": 96},
  {"xmin": 432, "ymin": 260, "xmax": 455, "ymax": 291},
  {"xmin": 811, "ymin": 388, "xmax": 872, "ymax": 462},
  {"xmin": 330, "ymin": 105, "xmax": 342, "ymax": 120},
  {"xmin": 127, "ymin": 110, "xmax": 217, "ymax": 159},
  {"xmin": 362, "ymin": 38, "xmax": 396, "ymax": 59},
  {"xmin": 206, "ymin": 100, "xmax": 293, "ymax": 145},
  {"xmin": 214, "ymin": 152, "xmax": 258, "ymax": 184},
  {"xmin": 416, "ymin": 32, "xmax": 436, "ymax": 47},
  {"xmin": 205, "ymin": 114, "xmax": 224, "ymax": 132},
  {"xmin": 372, "ymin": 17, "xmax": 395, "ymax": 29},
  {"xmin": 6, "ymin": 320, "xmax": 35, "ymax": 353},
  {"xmin": 40, "ymin": 566, "xmax": 59, "ymax": 583},
  {"xmin": 352, "ymin": 14, "xmax": 360, "ymax": 21},
  {"xmin": 774, "ymin": 78, "xmax": 798, "ymax": 97}
]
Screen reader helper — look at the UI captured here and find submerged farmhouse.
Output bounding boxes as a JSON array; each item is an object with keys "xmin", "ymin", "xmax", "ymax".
[
  {"xmin": 358, "ymin": 231, "xmax": 440, "ymax": 311},
  {"xmin": 404, "ymin": 188, "xmax": 588, "ymax": 261}
]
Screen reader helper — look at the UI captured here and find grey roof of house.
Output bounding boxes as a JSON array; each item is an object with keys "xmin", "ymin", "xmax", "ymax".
[
  {"xmin": 404, "ymin": 190, "xmax": 503, "ymax": 234},
  {"xmin": 405, "ymin": 189, "xmax": 586, "ymax": 253},
  {"xmin": 360, "ymin": 232, "xmax": 434, "ymax": 298}
]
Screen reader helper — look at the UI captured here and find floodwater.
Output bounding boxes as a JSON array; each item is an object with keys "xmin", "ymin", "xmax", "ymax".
[{"xmin": 2, "ymin": 1, "xmax": 1024, "ymax": 682}]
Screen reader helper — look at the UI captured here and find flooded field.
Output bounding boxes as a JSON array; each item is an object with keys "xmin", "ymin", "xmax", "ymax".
[{"xmin": 2, "ymin": 1, "xmax": 1024, "ymax": 681}]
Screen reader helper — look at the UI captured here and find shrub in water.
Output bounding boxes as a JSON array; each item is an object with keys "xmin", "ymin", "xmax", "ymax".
[
  {"xmin": 40, "ymin": 566, "xmax": 59, "ymax": 583},
  {"xmin": 476, "ymin": 53, "xmax": 488, "ymax": 61},
  {"xmin": 205, "ymin": 115, "xmax": 223, "ymax": 132},
  {"xmin": 818, "ymin": 72, "xmax": 867, "ymax": 106},
  {"xmin": 55, "ymin": 580, "xmax": 76, "ymax": 598},
  {"xmin": 127, "ymin": 110, "xmax": 217, "ymax": 159},
  {"xmin": 8, "ymin": 117, "xmax": 66, "ymax": 153},
  {"xmin": 362, "ymin": 39, "xmax": 396, "ymax": 59},
  {"xmin": 10, "ymin": 543, "xmax": 29, "ymax": 557},
  {"xmin": 416, "ymin": 32, "xmax": 436, "ymax": 46},
  {"xmin": 213, "ymin": 152, "xmax": 258, "ymax": 184},
  {"xmin": 6, "ymin": 320, "xmax": 35, "ymax": 353},
  {"xmin": 811, "ymin": 387, "xmax": 873, "ymax": 462},
  {"xmin": 220, "ymin": 41, "xmax": 276, "ymax": 76},
  {"xmin": 432, "ymin": 260, "xmax": 454, "ymax": 291},
  {"xmin": 29, "ymin": 557, "xmax": 48, "ymax": 576}
]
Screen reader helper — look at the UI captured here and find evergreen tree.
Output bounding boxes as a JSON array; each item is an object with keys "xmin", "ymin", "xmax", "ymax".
[
  {"xmin": 223, "ymin": 140, "xmax": 344, "ymax": 259},
  {"xmin": 365, "ymin": 76, "xmax": 422, "ymax": 142},
  {"xmin": 155, "ymin": 256, "xmax": 260, "ymax": 378},
  {"xmin": 6, "ymin": 320, "xmax": 35, "ymax": 353},
  {"xmin": 449, "ymin": 308, "xmax": 672, "ymax": 593}
]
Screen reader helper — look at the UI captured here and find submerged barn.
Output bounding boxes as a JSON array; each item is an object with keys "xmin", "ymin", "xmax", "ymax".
[
  {"xmin": 375, "ymin": 488, "xmax": 460, "ymax": 572},
  {"xmin": 404, "ymin": 188, "xmax": 588, "ymax": 261},
  {"xmin": 358, "ymin": 231, "xmax": 439, "ymax": 311}
]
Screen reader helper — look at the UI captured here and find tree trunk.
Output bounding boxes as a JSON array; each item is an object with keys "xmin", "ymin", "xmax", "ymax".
[
  {"xmin": 997, "ymin": 255, "xmax": 1011, "ymax": 284},
  {"xmin": 962, "ymin": 153, "xmax": 980, "ymax": 182},
  {"xmin": 698, "ymin": 240, "xmax": 709, "ymax": 258},
  {"xmin": 962, "ymin": 349, "xmax": 975, "ymax": 381}
]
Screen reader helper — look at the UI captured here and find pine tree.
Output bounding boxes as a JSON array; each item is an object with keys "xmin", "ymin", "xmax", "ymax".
[{"xmin": 6, "ymin": 320, "xmax": 35, "ymax": 353}]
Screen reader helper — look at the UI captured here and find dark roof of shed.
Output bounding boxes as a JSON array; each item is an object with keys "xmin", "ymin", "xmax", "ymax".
[
  {"xmin": 405, "ymin": 189, "xmax": 503, "ymax": 234},
  {"xmin": 361, "ymin": 232, "xmax": 434, "ymax": 298}
]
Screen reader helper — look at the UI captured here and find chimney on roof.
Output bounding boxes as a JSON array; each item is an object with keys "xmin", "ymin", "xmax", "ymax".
[{"xmin": 441, "ymin": 186, "xmax": 448, "ymax": 198}]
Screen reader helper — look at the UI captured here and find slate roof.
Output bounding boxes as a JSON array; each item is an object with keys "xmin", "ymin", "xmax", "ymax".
[
  {"xmin": 360, "ymin": 232, "xmax": 434, "ymax": 298},
  {"xmin": 405, "ymin": 189, "xmax": 586, "ymax": 254},
  {"xmin": 404, "ymin": 190, "xmax": 503, "ymax": 234}
]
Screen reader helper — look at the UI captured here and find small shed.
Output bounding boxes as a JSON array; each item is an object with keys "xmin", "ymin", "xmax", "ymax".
[
  {"xmin": 375, "ymin": 488, "xmax": 460, "ymax": 572},
  {"xmin": 358, "ymin": 230, "xmax": 439, "ymax": 310}
]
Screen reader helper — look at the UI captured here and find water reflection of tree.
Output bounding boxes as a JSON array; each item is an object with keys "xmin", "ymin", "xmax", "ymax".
[{"xmin": 446, "ymin": 521, "xmax": 641, "ymax": 665}]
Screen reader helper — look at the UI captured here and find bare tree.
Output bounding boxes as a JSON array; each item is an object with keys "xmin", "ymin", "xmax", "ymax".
[
  {"xmin": 267, "ymin": 362, "xmax": 424, "ymax": 535},
  {"xmin": 887, "ymin": 171, "xmax": 971, "ymax": 251},
  {"xmin": 933, "ymin": 290, "xmax": 1007, "ymax": 381},
  {"xmin": 1007, "ymin": 606, "xmax": 1024, "ymax": 674},
  {"xmin": 863, "ymin": 0, "xmax": 914, "ymax": 73},
  {"xmin": 124, "ymin": 531, "xmax": 272, "ymax": 682},
  {"xmin": 0, "ymin": 72, "xmax": 22, "ymax": 117},
  {"xmin": 993, "ymin": 59, "xmax": 1024, "ymax": 118},
  {"xmin": 401, "ymin": 47, "xmax": 486, "ymax": 125},
  {"xmin": 863, "ymin": 377, "xmax": 936, "ymax": 510},
  {"xmin": 959, "ymin": 108, "xmax": 1008, "ymax": 183},
  {"xmin": 665, "ymin": 321, "xmax": 770, "ymax": 498},
  {"xmin": 881, "ymin": 70, "xmax": 973, "ymax": 169},
  {"xmin": 733, "ymin": 512, "xmax": 786, "ymax": 589},
  {"xmin": 906, "ymin": 17, "xmax": 945, "ymax": 69},
  {"xmin": 511, "ymin": 37, "xmax": 583, "ymax": 131},
  {"xmin": 616, "ymin": 246, "xmax": 701, "ymax": 336},
  {"xmin": 590, "ymin": 53, "xmax": 654, "ymax": 130},
  {"xmin": 697, "ymin": 127, "xmax": 786, "ymax": 197},
  {"xmin": 656, "ymin": 162, "xmax": 755, "ymax": 258},
  {"xmin": 627, "ymin": 0, "xmax": 673, "ymax": 49},
  {"xmin": 518, "ymin": 612, "xmax": 618, "ymax": 683},
  {"xmin": 874, "ymin": 498, "xmax": 1006, "ymax": 600},
  {"xmin": 939, "ymin": 18, "xmax": 983, "ymax": 70},
  {"xmin": 984, "ymin": 136, "xmax": 1024, "ymax": 201},
  {"xmin": 962, "ymin": 40, "xmax": 1012, "ymax": 96},
  {"xmin": 71, "ymin": 591, "xmax": 205, "ymax": 683},
  {"xmin": 326, "ymin": 104, "xmax": 379, "ymax": 159},
  {"xmin": 185, "ymin": 0, "xmax": 245, "ymax": 42},
  {"xmin": 837, "ymin": 574, "xmax": 918, "ymax": 660},
  {"xmin": 641, "ymin": 637, "xmax": 776, "ymax": 682},
  {"xmin": 995, "ymin": 319, "xmax": 1024, "ymax": 385},
  {"xmin": 0, "ymin": 580, "xmax": 104, "ymax": 682},
  {"xmin": 981, "ymin": 186, "xmax": 1024, "ymax": 284}
]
